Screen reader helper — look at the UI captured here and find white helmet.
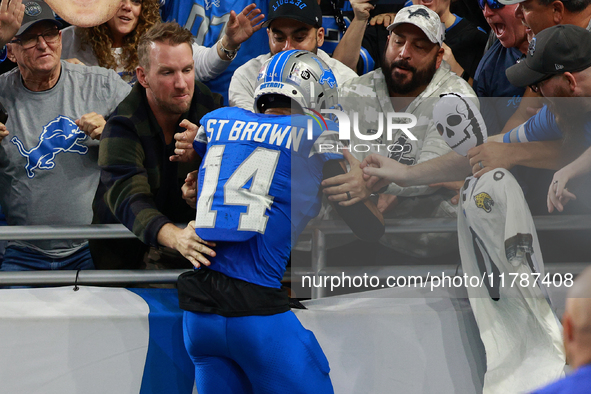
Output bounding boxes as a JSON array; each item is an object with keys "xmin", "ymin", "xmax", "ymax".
[{"xmin": 254, "ymin": 49, "xmax": 339, "ymax": 114}]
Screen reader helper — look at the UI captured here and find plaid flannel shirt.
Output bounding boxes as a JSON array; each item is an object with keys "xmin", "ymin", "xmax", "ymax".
[{"xmin": 93, "ymin": 81, "xmax": 221, "ymax": 246}]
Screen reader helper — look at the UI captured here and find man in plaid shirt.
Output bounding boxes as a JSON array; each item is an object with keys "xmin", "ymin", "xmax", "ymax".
[{"xmin": 91, "ymin": 22, "xmax": 220, "ymax": 270}]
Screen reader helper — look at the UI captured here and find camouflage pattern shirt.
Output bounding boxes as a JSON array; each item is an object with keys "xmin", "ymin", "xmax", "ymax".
[{"xmin": 339, "ymin": 61, "xmax": 476, "ymax": 197}]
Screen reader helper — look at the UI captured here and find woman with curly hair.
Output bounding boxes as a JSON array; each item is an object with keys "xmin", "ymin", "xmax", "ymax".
[
  {"xmin": 61, "ymin": 0, "xmax": 159, "ymax": 84},
  {"xmin": 61, "ymin": 0, "xmax": 264, "ymax": 85}
]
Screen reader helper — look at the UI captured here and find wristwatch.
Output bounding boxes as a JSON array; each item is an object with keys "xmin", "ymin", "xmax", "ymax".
[{"xmin": 219, "ymin": 40, "xmax": 240, "ymax": 61}]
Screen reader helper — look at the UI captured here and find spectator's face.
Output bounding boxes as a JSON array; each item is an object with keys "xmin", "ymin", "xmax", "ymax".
[
  {"xmin": 137, "ymin": 41, "xmax": 195, "ymax": 115},
  {"xmin": 536, "ymin": 74, "xmax": 572, "ymax": 99},
  {"xmin": 482, "ymin": 3, "xmax": 528, "ymax": 49},
  {"xmin": 382, "ymin": 24, "xmax": 443, "ymax": 95},
  {"xmin": 45, "ymin": 0, "xmax": 121, "ymax": 27},
  {"xmin": 267, "ymin": 19, "xmax": 325, "ymax": 55},
  {"xmin": 106, "ymin": 0, "xmax": 142, "ymax": 44},
  {"xmin": 515, "ymin": 0, "xmax": 556, "ymax": 37},
  {"xmin": 7, "ymin": 22, "xmax": 62, "ymax": 80},
  {"xmin": 412, "ymin": 0, "xmax": 450, "ymax": 17}
]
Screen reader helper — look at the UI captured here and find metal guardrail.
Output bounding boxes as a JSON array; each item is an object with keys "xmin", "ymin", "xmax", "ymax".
[
  {"xmin": 1, "ymin": 215, "xmax": 590, "ymax": 296},
  {"xmin": 0, "ymin": 224, "xmax": 137, "ymax": 241},
  {"xmin": 301, "ymin": 215, "xmax": 591, "ymax": 297},
  {"xmin": 3, "ymin": 215, "xmax": 589, "ymax": 241},
  {"xmin": 0, "ymin": 269, "xmax": 191, "ymax": 286}
]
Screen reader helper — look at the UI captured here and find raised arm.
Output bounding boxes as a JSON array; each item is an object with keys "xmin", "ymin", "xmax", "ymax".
[
  {"xmin": 193, "ymin": 3, "xmax": 264, "ymax": 82},
  {"xmin": 332, "ymin": 0, "xmax": 374, "ymax": 71},
  {"xmin": 467, "ymin": 139, "xmax": 563, "ymax": 178},
  {"xmin": 0, "ymin": 0, "xmax": 24, "ymax": 48}
]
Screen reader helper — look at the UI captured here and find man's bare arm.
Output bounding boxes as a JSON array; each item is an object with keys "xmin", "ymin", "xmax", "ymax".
[
  {"xmin": 332, "ymin": 0, "xmax": 373, "ymax": 71},
  {"xmin": 467, "ymin": 140, "xmax": 563, "ymax": 178},
  {"xmin": 361, "ymin": 151, "xmax": 471, "ymax": 192},
  {"xmin": 501, "ymin": 90, "xmax": 543, "ymax": 134}
]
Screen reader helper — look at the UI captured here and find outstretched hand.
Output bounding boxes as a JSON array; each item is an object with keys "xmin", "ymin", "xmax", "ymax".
[
  {"xmin": 369, "ymin": 12, "xmax": 396, "ymax": 26},
  {"xmin": 224, "ymin": 3, "xmax": 265, "ymax": 48},
  {"xmin": 547, "ymin": 169, "xmax": 577, "ymax": 213},
  {"xmin": 174, "ymin": 221, "xmax": 217, "ymax": 269},
  {"xmin": 322, "ymin": 149, "xmax": 372, "ymax": 206},
  {"xmin": 360, "ymin": 153, "xmax": 402, "ymax": 192},
  {"xmin": 467, "ymin": 142, "xmax": 514, "ymax": 178},
  {"xmin": 0, "ymin": 0, "xmax": 24, "ymax": 47}
]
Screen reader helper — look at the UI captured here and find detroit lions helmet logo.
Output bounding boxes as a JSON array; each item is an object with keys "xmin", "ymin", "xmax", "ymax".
[
  {"xmin": 474, "ymin": 192, "xmax": 494, "ymax": 213},
  {"xmin": 311, "ymin": 57, "xmax": 337, "ymax": 89},
  {"xmin": 11, "ymin": 116, "xmax": 88, "ymax": 179}
]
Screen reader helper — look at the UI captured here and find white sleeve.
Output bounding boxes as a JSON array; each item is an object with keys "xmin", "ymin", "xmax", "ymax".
[
  {"xmin": 228, "ymin": 62, "xmax": 257, "ymax": 111},
  {"xmin": 192, "ymin": 41, "xmax": 231, "ymax": 82}
]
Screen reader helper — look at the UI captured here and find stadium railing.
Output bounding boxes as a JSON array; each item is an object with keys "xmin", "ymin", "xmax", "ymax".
[{"xmin": 1, "ymin": 216, "xmax": 590, "ymax": 298}]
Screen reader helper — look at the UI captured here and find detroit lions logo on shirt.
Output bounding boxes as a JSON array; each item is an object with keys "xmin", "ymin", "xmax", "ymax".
[
  {"xmin": 204, "ymin": 0, "xmax": 220, "ymax": 9},
  {"xmin": 11, "ymin": 115, "xmax": 88, "ymax": 179},
  {"xmin": 311, "ymin": 57, "xmax": 337, "ymax": 89}
]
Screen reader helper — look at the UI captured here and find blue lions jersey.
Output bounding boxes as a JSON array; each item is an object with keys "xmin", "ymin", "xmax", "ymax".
[
  {"xmin": 160, "ymin": 0, "xmax": 269, "ymax": 104},
  {"xmin": 192, "ymin": 107, "xmax": 342, "ymax": 288}
]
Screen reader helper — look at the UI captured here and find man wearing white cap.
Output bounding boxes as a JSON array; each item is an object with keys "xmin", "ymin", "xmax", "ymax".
[{"xmin": 322, "ymin": 4, "xmax": 475, "ymax": 258}]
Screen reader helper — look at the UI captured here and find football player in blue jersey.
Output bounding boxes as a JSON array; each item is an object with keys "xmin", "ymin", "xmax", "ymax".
[{"xmin": 172, "ymin": 49, "xmax": 384, "ymax": 394}]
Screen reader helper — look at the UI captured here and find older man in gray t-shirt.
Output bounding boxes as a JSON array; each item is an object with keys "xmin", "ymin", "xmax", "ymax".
[{"xmin": 0, "ymin": 1, "xmax": 130, "ymax": 271}]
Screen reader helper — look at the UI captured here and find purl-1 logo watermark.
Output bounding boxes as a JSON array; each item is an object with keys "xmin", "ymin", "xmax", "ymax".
[
  {"xmin": 304, "ymin": 110, "xmax": 418, "ymax": 153},
  {"xmin": 321, "ymin": 110, "xmax": 418, "ymax": 141}
]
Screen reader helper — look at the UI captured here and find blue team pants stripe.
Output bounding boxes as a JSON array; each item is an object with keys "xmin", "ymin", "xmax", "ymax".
[{"xmin": 129, "ymin": 288, "xmax": 195, "ymax": 394}]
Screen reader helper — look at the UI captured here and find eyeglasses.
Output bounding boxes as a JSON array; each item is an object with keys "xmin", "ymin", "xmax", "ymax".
[
  {"xmin": 11, "ymin": 28, "xmax": 60, "ymax": 50},
  {"xmin": 529, "ymin": 75, "xmax": 554, "ymax": 94},
  {"xmin": 477, "ymin": 0, "xmax": 505, "ymax": 10}
]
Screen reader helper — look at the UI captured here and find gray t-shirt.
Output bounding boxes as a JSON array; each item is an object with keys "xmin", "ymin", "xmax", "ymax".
[{"xmin": 0, "ymin": 61, "xmax": 131, "ymax": 257}]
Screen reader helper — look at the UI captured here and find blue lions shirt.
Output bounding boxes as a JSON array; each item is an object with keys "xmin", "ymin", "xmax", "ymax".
[
  {"xmin": 192, "ymin": 107, "xmax": 342, "ymax": 288},
  {"xmin": 503, "ymin": 105, "xmax": 591, "ymax": 145},
  {"xmin": 532, "ymin": 364, "xmax": 591, "ymax": 394}
]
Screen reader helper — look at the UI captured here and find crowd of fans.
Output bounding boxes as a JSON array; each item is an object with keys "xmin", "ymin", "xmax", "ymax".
[
  {"xmin": 0, "ymin": 0, "xmax": 589, "ymax": 271},
  {"xmin": 2, "ymin": 0, "xmax": 591, "ymax": 391}
]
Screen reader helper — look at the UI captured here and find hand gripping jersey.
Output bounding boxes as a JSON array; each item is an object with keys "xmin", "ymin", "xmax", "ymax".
[
  {"xmin": 192, "ymin": 106, "xmax": 342, "ymax": 288},
  {"xmin": 458, "ymin": 169, "xmax": 565, "ymax": 394}
]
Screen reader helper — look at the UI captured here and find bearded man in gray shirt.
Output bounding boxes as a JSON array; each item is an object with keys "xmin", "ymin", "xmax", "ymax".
[{"xmin": 0, "ymin": 0, "xmax": 130, "ymax": 271}]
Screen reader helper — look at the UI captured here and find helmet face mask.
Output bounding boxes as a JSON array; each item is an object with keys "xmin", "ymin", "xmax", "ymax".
[{"xmin": 254, "ymin": 50, "xmax": 339, "ymax": 114}]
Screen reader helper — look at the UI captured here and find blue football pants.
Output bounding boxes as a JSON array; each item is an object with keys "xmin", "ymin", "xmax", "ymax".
[{"xmin": 183, "ymin": 310, "xmax": 334, "ymax": 394}]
